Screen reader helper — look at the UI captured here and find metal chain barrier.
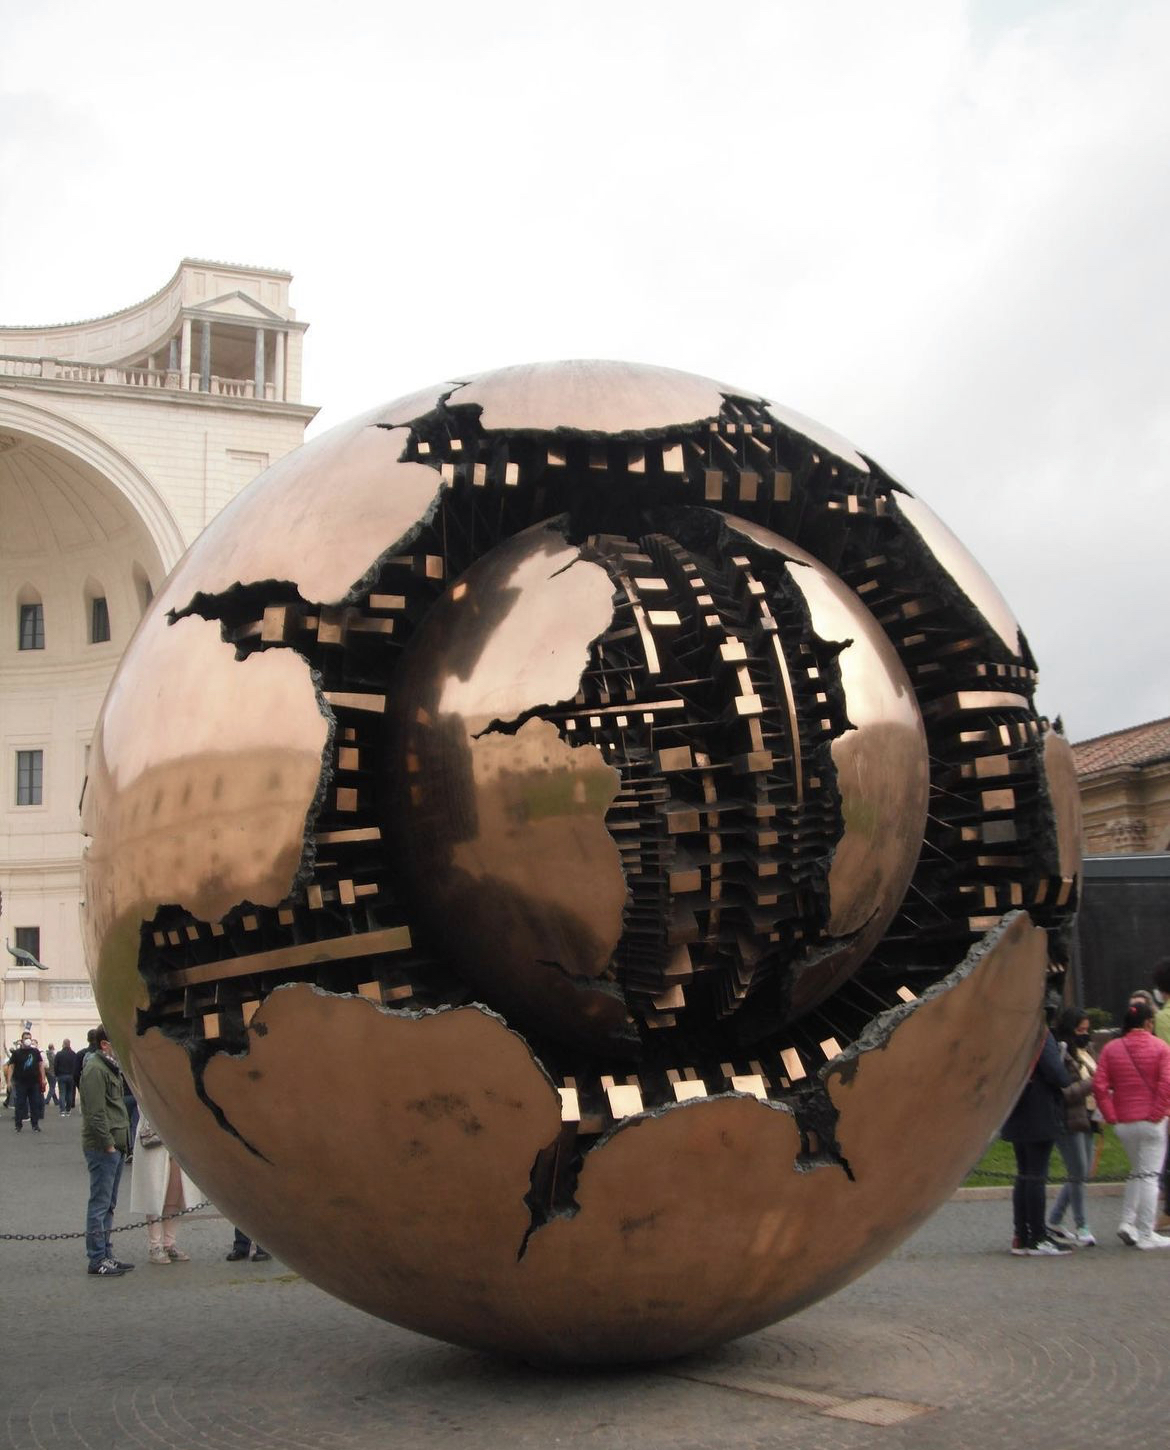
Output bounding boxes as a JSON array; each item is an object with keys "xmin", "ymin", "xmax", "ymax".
[{"xmin": 0, "ymin": 1200, "xmax": 212, "ymax": 1242}]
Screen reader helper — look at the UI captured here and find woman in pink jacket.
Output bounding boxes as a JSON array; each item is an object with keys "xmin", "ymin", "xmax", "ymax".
[{"xmin": 1093, "ymin": 998, "xmax": 1170, "ymax": 1249}]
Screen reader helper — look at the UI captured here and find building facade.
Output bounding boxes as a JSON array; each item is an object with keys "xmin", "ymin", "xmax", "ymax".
[
  {"xmin": 0, "ymin": 259, "xmax": 316, "ymax": 1052},
  {"xmin": 1071, "ymin": 718, "xmax": 1170, "ymax": 1014},
  {"xmin": 1073, "ymin": 717, "xmax": 1170, "ymax": 855}
]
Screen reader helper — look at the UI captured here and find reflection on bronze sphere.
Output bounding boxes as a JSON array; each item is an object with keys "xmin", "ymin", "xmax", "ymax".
[
  {"xmin": 81, "ymin": 361, "xmax": 1081, "ymax": 1364},
  {"xmin": 387, "ymin": 516, "xmax": 929, "ymax": 1053}
]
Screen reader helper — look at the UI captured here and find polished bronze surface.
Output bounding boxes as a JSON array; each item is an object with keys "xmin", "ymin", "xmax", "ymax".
[
  {"xmin": 717, "ymin": 516, "xmax": 929, "ymax": 959},
  {"xmin": 892, "ymin": 488, "xmax": 1022, "ymax": 658},
  {"xmin": 1041, "ymin": 725, "xmax": 1083, "ymax": 884},
  {"xmin": 81, "ymin": 359, "xmax": 1080, "ymax": 1364},
  {"xmin": 126, "ymin": 913, "xmax": 1048, "ymax": 1365},
  {"xmin": 388, "ymin": 524, "xmax": 629, "ymax": 1050},
  {"xmin": 448, "ymin": 360, "xmax": 734, "ymax": 435}
]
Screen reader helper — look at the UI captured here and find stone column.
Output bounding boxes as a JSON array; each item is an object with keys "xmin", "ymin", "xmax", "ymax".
[
  {"xmin": 180, "ymin": 318, "xmax": 192, "ymax": 389},
  {"xmin": 274, "ymin": 331, "xmax": 286, "ymax": 402},
  {"xmin": 168, "ymin": 337, "xmax": 179, "ymax": 370},
  {"xmin": 254, "ymin": 328, "xmax": 266, "ymax": 400},
  {"xmin": 200, "ymin": 321, "xmax": 211, "ymax": 393}
]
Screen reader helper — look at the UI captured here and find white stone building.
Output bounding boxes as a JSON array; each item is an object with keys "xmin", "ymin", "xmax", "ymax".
[{"xmin": 0, "ymin": 259, "xmax": 316, "ymax": 1055}]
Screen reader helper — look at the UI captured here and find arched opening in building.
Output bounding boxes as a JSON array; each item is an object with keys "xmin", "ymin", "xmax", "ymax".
[{"xmin": 1, "ymin": 424, "xmax": 169, "ymax": 1040}]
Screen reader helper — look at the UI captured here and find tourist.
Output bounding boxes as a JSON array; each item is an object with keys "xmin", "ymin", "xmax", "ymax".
[
  {"xmin": 1002, "ymin": 1020, "xmax": 1073, "ymax": 1256},
  {"xmin": 226, "ymin": 1228, "xmax": 270, "ymax": 1263},
  {"xmin": 1047, "ymin": 1007, "xmax": 1098, "ymax": 1247},
  {"xmin": 44, "ymin": 1043, "xmax": 59, "ymax": 1107},
  {"xmin": 1151, "ymin": 961, "xmax": 1170, "ymax": 1045},
  {"xmin": 5, "ymin": 1031, "xmax": 47, "ymax": 1133},
  {"xmin": 1092, "ymin": 998, "xmax": 1170, "ymax": 1249},
  {"xmin": 129, "ymin": 1115, "xmax": 199, "ymax": 1264},
  {"xmin": 78, "ymin": 1025, "xmax": 135, "ymax": 1276},
  {"xmin": 73, "ymin": 1027, "xmax": 99, "ymax": 1092},
  {"xmin": 122, "ymin": 1077, "xmax": 139, "ymax": 1163},
  {"xmin": 1154, "ymin": 960, "xmax": 1170, "ymax": 1229},
  {"xmin": 54, "ymin": 1038, "xmax": 78, "ymax": 1114}
]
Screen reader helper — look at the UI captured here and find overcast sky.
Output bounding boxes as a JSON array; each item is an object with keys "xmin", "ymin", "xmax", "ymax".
[{"xmin": 1, "ymin": 0, "xmax": 1166, "ymax": 742}]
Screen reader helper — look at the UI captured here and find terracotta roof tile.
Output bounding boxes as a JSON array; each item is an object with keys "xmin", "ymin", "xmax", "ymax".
[{"xmin": 1073, "ymin": 717, "xmax": 1170, "ymax": 775}]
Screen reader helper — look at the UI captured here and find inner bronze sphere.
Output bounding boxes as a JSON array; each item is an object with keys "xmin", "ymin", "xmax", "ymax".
[
  {"xmin": 387, "ymin": 516, "xmax": 928, "ymax": 1055},
  {"xmin": 81, "ymin": 360, "xmax": 1081, "ymax": 1364}
]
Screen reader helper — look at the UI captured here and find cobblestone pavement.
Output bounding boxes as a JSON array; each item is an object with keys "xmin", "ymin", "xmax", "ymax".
[{"xmin": 1, "ymin": 1104, "xmax": 1163, "ymax": 1449}]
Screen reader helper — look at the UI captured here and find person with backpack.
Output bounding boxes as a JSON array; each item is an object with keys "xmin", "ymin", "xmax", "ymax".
[
  {"xmin": 1093, "ymin": 997, "xmax": 1170, "ymax": 1250},
  {"xmin": 5, "ymin": 1032, "xmax": 47, "ymax": 1132}
]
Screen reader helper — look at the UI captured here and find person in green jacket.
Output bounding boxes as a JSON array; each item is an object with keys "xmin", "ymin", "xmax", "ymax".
[{"xmin": 79, "ymin": 1025, "xmax": 135, "ymax": 1277}]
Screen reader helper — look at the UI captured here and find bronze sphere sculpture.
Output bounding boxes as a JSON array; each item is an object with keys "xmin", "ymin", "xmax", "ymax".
[{"xmin": 81, "ymin": 361, "xmax": 1080, "ymax": 1363}]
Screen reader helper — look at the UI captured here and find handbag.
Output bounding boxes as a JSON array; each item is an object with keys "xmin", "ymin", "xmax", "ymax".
[{"xmin": 138, "ymin": 1121, "xmax": 164, "ymax": 1151}]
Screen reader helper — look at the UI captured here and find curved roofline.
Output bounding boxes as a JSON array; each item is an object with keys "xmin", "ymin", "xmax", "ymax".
[{"xmin": 0, "ymin": 257, "xmax": 292, "ymax": 333}]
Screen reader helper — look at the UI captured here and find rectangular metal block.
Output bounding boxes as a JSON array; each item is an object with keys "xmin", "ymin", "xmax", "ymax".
[
  {"xmin": 605, "ymin": 1083, "xmax": 644, "ymax": 1118},
  {"xmin": 656, "ymin": 745, "xmax": 694, "ymax": 772}
]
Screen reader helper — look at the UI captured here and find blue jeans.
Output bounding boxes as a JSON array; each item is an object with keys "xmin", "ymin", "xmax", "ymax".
[
  {"xmin": 13, "ymin": 1081, "xmax": 44, "ymax": 1128},
  {"xmin": 1050, "ymin": 1130, "xmax": 1093, "ymax": 1229},
  {"xmin": 58, "ymin": 1078, "xmax": 76, "ymax": 1112},
  {"xmin": 84, "ymin": 1148, "xmax": 125, "ymax": 1269}
]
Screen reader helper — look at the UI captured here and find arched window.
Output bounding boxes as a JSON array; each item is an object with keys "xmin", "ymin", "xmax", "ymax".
[
  {"xmin": 16, "ymin": 585, "xmax": 44, "ymax": 651},
  {"xmin": 83, "ymin": 577, "xmax": 111, "ymax": 644},
  {"xmin": 132, "ymin": 563, "xmax": 154, "ymax": 617}
]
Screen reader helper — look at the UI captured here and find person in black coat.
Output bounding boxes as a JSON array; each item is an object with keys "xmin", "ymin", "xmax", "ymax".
[
  {"xmin": 1002, "ymin": 1027, "xmax": 1073, "ymax": 1255},
  {"xmin": 53, "ymin": 1039, "xmax": 79, "ymax": 1114}
]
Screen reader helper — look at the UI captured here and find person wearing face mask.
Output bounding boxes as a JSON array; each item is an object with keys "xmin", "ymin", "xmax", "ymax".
[
  {"xmin": 1093, "ymin": 998, "xmax": 1170, "ymax": 1250},
  {"xmin": 5, "ymin": 1032, "xmax": 47, "ymax": 1133},
  {"xmin": 1047, "ymin": 1007, "xmax": 1099, "ymax": 1247}
]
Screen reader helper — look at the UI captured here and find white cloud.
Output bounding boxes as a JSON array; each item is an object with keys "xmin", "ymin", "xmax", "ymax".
[{"xmin": 1, "ymin": 0, "xmax": 1165, "ymax": 737}]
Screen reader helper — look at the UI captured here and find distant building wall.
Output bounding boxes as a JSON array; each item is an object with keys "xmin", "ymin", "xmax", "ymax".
[
  {"xmin": 1073, "ymin": 718, "xmax": 1170, "ymax": 856},
  {"xmin": 0, "ymin": 260, "xmax": 317, "ymax": 1050}
]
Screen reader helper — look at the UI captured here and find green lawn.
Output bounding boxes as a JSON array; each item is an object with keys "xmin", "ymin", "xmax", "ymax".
[{"xmin": 964, "ymin": 1126, "xmax": 1129, "ymax": 1188}]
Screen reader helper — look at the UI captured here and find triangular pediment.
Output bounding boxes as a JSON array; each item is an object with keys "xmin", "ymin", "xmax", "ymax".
[{"xmin": 197, "ymin": 291, "xmax": 285, "ymax": 321}]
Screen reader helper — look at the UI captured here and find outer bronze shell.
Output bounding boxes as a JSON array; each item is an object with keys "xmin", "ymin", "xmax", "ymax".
[{"xmin": 81, "ymin": 360, "xmax": 1080, "ymax": 1364}]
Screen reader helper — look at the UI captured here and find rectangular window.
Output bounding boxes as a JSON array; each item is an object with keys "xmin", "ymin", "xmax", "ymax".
[
  {"xmin": 90, "ymin": 596, "xmax": 110, "ymax": 643},
  {"xmin": 18, "ymin": 602, "xmax": 44, "ymax": 650},
  {"xmin": 14, "ymin": 927, "xmax": 40, "ymax": 962},
  {"xmin": 16, "ymin": 749, "xmax": 43, "ymax": 806}
]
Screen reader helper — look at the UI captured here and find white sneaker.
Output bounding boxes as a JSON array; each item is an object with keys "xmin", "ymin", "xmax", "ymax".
[
  {"xmin": 1024, "ymin": 1240, "xmax": 1071, "ymax": 1256},
  {"xmin": 1117, "ymin": 1224, "xmax": 1138, "ymax": 1247},
  {"xmin": 1136, "ymin": 1232, "xmax": 1170, "ymax": 1251},
  {"xmin": 1074, "ymin": 1227, "xmax": 1096, "ymax": 1247}
]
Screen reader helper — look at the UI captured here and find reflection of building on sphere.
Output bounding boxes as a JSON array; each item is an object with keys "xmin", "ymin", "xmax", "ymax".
[{"xmin": 82, "ymin": 361, "xmax": 1081, "ymax": 1363}]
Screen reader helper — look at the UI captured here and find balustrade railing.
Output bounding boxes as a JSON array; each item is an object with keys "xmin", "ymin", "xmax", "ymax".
[{"xmin": 0, "ymin": 354, "xmax": 277, "ymax": 401}]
